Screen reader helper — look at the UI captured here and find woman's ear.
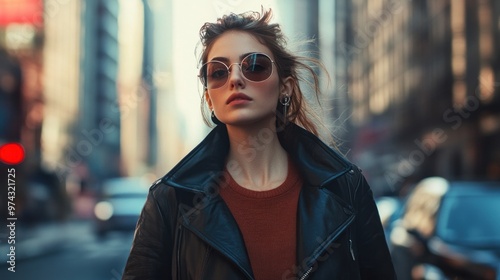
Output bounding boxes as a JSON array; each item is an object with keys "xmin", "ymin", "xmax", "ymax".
[
  {"xmin": 280, "ymin": 76, "xmax": 294, "ymax": 97},
  {"xmin": 204, "ymin": 90, "xmax": 213, "ymax": 109}
]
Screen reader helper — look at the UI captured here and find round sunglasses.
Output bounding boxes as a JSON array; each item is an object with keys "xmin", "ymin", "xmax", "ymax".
[{"xmin": 199, "ymin": 53, "xmax": 275, "ymax": 90}]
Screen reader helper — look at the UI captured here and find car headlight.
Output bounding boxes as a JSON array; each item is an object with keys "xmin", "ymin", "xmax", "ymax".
[{"xmin": 94, "ymin": 201, "xmax": 114, "ymax": 221}]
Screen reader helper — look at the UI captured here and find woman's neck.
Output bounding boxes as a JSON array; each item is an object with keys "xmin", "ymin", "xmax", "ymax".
[{"xmin": 225, "ymin": 124, "xmax": 288, "ymax": 191}]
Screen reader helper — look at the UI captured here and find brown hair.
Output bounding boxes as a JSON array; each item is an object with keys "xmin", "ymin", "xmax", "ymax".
[{"xmin": 198, "ymin": 8, "xmax": 326, "ymax": 136}]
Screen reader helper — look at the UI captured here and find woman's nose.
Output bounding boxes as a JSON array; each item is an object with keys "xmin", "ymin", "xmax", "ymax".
[{"xmin": 227, "ymin": 64, "xmax": 245, "ymax": 88}]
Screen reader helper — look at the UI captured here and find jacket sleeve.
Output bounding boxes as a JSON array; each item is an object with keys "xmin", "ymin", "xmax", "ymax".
[
  {"xmin": 352, "ymin": 169, "xmax": 397, "ymax": 280},
  {"xmin": 122, "ymin": 183, "xmax": 177, "ymax": 280}
]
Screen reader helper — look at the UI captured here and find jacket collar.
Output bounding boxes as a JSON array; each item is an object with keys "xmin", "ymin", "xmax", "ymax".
[
  {"xmin": 163, "ymin": 123, "xmax": 355, "ymax": 279},
  {"xmin": 163, "ymin": 123, "xmax": 352, "ymax": 192}
]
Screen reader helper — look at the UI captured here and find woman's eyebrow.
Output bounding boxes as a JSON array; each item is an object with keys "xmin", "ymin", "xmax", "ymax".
[{"xmin": 209, "ymin": 52, "xmax": 256, "ymax": 62}]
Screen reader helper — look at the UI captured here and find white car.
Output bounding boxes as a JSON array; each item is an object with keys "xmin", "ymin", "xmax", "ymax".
[{"xmin": 93, "ymin": 177, "xmax": 150, "ymax": 236}]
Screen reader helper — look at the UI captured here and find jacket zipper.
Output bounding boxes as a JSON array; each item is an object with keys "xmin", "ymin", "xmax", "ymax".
[
  {"xmin": 176, "ymin": 225, "xmax": 183, "ymax": 280},
  {"xmin": 349, "ymin": 237, "xmax": 356, "ymax": 261},
  {"xmin": 299, "ymin": 267, "xmax": 313, "ymax": 280},
  {"xmin": 347, "ymin": 168, "xmax": 356, "ymax": 261}
]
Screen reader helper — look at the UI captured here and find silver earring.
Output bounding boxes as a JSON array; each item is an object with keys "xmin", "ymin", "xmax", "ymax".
[{"xmin": 280, "ymin": 95, "xmax": 291, "ymax": 121}]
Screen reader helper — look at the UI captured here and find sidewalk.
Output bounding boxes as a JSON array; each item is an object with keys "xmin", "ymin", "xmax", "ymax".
[{"xmin": 0, "ymin": 220, "xmax": 81, "ymax": 264}]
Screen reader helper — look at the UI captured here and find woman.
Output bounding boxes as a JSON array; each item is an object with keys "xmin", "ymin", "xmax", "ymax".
[{"xmin": 123, "ymin": 9, "xmax": 396, "ymax": 280}]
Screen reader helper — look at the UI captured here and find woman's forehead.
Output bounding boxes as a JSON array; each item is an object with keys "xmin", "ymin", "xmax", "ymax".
[{"xmin": 207, "ymin": 31, "xmax": 273, "ymax": 61}]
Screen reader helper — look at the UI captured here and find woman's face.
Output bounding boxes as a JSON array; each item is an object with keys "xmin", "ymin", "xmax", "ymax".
[{"xmin": 204, "ymin": 30, "xmax": 291, "ymax": 127}]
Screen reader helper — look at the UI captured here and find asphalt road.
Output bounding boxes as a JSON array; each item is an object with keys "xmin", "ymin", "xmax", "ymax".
[{"xmin": 0, "ymin": 220, "xmax": 134, "ymax": 280}]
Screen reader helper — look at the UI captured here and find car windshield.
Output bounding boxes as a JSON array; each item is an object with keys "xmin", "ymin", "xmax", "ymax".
[{"xmin": 436, "ymin": 193, "xmax": 500, "ymax": 245}]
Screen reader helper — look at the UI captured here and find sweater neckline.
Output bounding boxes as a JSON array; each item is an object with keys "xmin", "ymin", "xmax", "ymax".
[{"xmin": 222, "ymin": 156, "xmax": 300, "ymax": 199}]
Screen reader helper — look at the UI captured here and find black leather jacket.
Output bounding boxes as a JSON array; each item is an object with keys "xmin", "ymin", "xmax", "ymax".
[{"xmin": 123, "ymin": 124, "xmax": 396, "ymax": 280}]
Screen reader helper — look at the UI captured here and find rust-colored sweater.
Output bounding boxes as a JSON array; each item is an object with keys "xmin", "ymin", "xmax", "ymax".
[{"xmin": 219, "ymin": 159, "xmax": 302, "ymax": 280}]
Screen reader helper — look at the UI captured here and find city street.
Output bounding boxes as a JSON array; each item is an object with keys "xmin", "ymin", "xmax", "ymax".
[
  {"xmin": 0, "ymin": 220, "xmax": 133, "ymax": 280},
  {"xmin": 1, "ymin": 0, "xmax": 499, "ymax": 279}
]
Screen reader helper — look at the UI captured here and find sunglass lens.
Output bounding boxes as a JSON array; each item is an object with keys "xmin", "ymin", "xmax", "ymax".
[
  {"xmin": 200, "ymin": 54, "xmax": 273, "ymax": 89},
  {"xmin": 203, "ymin": 61, "xmax": 228, "ymax": 89},
  {"xmin": 241, "ymin": 54, "xmax": 273, "ymax": 82}
]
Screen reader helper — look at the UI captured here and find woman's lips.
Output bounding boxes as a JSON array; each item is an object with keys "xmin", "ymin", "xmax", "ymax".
[{"xmin": 226, "ymin": 93, "xmax": 252, "ymax": 105}]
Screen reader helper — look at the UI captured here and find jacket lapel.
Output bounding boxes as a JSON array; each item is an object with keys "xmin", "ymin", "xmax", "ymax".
[
  {"xmin": 164, "ymin": 125, "xmax": 254, "ymax": 279},
  {"xmin": 179, "ymin": 194, "xmax": 254, "ymax": 280}
]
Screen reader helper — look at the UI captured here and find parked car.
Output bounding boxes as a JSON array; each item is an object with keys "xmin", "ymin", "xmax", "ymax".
[
  {"xmin": 93, "ymin": 177, "xmax": 150, "ymax": 237},
  {"xmin": 375, "ymin": 195, "xmax": 404, "ymax": 244},
  {"xmin": 388, "ymin": 177, "xmax": 500, "ymax": 280}
]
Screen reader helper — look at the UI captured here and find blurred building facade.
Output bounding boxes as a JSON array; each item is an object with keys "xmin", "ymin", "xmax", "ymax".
[
  {"xmin": 42, "ymin": 0, "xmax": 168, "ymax": 190},
  {"xmin": 0, "ymin": 0, "xmax": 70, "ymax": 222},
  {"xmin": 0, "ymin": 0, "xmax": 45, "ymax": 168},
  {"xmin": 1, "ymin": 0, "xmax": 173, "ymax": 220},
  {"xmin": 329, "ymin": 0, "xmax": 500, "ymax": 194},
  {"xmin": 275, "ymin": 0, "xmax": 340, "ymax": 141},
  {"xmin": 274, "ymin": 0, "xmax": 500, "ymax": 195},
  {"xmin": 79, "ymin": 0, "xmax": 122, "ymax": 182}
]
